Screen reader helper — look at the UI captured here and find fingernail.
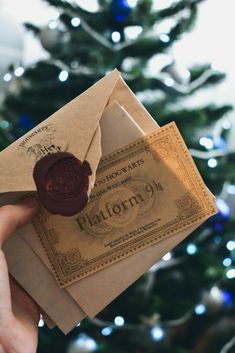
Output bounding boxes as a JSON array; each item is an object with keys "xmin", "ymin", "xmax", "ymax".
[{"xmin": 21, "ymin": 196, "xmax": 39, "ymax": 208}]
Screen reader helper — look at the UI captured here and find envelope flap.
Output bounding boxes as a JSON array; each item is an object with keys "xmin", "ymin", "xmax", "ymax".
[
  {"xmin": 0, "ymin": 69, "xmax": 120, "ymax": 193},
  {"xmin": 109, "ymin": 77, "xmax": 158, "ymax": 133}
]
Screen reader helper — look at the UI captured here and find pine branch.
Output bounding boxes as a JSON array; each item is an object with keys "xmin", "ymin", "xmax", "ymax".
[
  {"xmin": 155, "ymin": 0, "xmax": 204, "ymax": 21},
  {"xmin": 24, "ymin": 23, "xmax": 40, "ymax": 35},
  {"xmin": 220, "ymin": 335, "xmax": 235, "ymax": 353},
  {"xmin": 42, "ymin": 0, "xmax": 89, "ymax": 16}
]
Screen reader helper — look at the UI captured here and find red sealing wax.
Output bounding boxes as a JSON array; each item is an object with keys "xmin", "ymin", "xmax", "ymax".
[{"xmin": 33, "ymin": 152, "xmax": 92, "ymax": 216}]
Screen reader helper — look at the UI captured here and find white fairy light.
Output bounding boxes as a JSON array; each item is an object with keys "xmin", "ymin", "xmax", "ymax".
[
  {"xmin": 151, "ymin": 326, "xmax": 165, "ymax": 341},
  {"xmin": 69, "ymin": 334, "xmax": 97, "ymax": 352},
  {"xmin": 182, "ymin": 70, "xmax": 191, "ymax": 80},
  {"xmin": 114, "ymin": 316, "xmax": 125, "ymax": 327},
  {"xmin": 149, "ymin": 263, "xmax": 158, "ymax": 272},
  {"xmin": 223, "ymin": 257, "xmax": 232, "ymax": 267},
  {"xmin": 226, "ymin": 240, "xmax": 235, "ymax": 251},
  {"xmin": 3, "ymin": 73, "xmax": 12, "ymax": 82},
  {"xmin": 208, "ymin": 158, "xmax": 218, "ymax": 168},
  {"xmin": 38, "ymin": 318, "xmax": 44, "ymax": 327},
  {"xmin": 162, "ymin": 252, "xmax": 172, "ymax": 261},
  {"xmin": 194, "ymin": 304, "xmax": 206, "ymax": 315},
  {"xmin": 160, "ymin": 33, "xmax": 170, "ymax": 43},
  {"xmin": 127, "ymin": 0, "xmax": 138, "ymax": 7},
  {"xmin": 111, "ymin": 31, "xmax": 121, "ymax": 43},
  {"xmin": 164, "ymin": 77, "xmax": 174, "ymax": 87},
  {"xmin": 0, "ymin": 120, "xmax": 10, "ymax": 129},
  {"xmin": 122, "ymin": 57, "xmax": 139, "ymax": 71},
  {"xmin": 49, "ymin": 20, "xmax": 57, "ymax": 29},
  {"xmin": 216, "ymin": 198, "xmax": 230, "ymax": 218},
  {"xmin": 71, "ymin": 17, "xmax": 81, "ymax": 27},
  {"xmin": 58, "ymin": 70, "xmax": 69, "ymax": 82},
  {"xmin": 124, "ymin": 26, "xmax": 142, "ymax": 40},
  {"xmin": 210, "ymin": 286, "xmax": 223, "ymax": 301},
  {"xmin": 199, "ymin": 137, "xmax": 214, "ymax": 150},
  {"xmin": 226, "ymin": 268, "xmax": 235, "ymax": 279},
  {"xmin": 14, "ymin": 66, "xmax": 24, "ymax": 77},
  {"xmin": 101, "ymin": 327, "xmax": 113, "ymax": 336},
  {"xmin": 222, "ymin": 120, "xmax": 231, "ymax": 130},
  {"xmin": 187, "ymin": 243, "xmax": 197, "ymax": 255}
]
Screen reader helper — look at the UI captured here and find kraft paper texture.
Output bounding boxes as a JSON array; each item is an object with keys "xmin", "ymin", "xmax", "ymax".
[{"xmin": 0, "ymin": 70, "xmax": 217, "ymax": 333}]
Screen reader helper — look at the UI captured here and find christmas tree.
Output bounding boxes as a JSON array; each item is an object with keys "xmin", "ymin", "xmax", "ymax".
[{"xmin": 1, "ymin": 1, "xmax": 235, "ymax": 352}]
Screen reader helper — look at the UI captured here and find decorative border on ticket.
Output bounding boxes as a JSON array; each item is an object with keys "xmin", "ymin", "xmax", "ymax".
[{"xmin": 33, "ymin": 122, "xmax": 217, "ymax": 287}]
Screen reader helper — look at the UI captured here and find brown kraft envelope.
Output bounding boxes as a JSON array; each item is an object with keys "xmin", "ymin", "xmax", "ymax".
[{"xmin": 0, "ymin": 70, "xmax": 217, "ymax": 333}]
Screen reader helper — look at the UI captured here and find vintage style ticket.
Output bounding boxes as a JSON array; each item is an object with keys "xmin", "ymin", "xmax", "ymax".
[{"xmin": 32, "ymin": 122, "xmax": 217, "ymax": 288}]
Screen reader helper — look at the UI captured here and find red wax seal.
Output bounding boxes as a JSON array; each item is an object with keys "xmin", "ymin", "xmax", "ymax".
[{"xmin": 33, "ymin": 152, "xmax": 92, "ymax": 216}]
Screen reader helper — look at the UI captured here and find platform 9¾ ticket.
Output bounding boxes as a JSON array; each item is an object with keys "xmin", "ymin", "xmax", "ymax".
[{"xmin": 32, "ymin": 122, "xmax": 217, "ymax": 288}]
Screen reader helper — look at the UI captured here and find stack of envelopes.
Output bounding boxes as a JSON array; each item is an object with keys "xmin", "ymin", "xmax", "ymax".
[{"xmin": 0, "ymin": 70, "xmax": 217, "ymax": 333}]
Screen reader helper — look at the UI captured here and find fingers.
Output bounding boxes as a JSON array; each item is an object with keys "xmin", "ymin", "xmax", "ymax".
[
  {"xmin": 0, "ymin": 249, "xmax": 12, "ymax": 312},
  {"xmin": 0, "ymin": 197, "xmax": 39, "ymax": 247},
  {"xmin": 10, "ymin": 276, "xmax": 40, "ymax": 326}
]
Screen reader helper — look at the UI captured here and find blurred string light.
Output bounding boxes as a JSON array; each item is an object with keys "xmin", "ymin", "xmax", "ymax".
[
  {"xmin": 71, "ymin": 17, "xmax": 81, "ymax": 27},
  {"xmin": 207, "ymin": 158, "xmax": 218, "ymax": 168},
  {"xmin": 0, "ymin": 120, "xmax": 10, "ymax": 129},
  {"xmin": 49, "ymin": 20, "xmax": 57, "ymax": 29},
  {"xmin": 59, "ymin": 70, "xmax": 69, "ymax": 82},
  {"xmin": 14, "ymin": 66, "xmax": 24, "ymax": 77},
  {"xmin": 209, "ymin": 286, "xmax": 223, "ymax": 302},
  {"xmin": 162, "ymin": 252, "xmax": 172, "ymax": 261},
  {"xmin": 126, "ymin": 0, "xmax": 138, "ymax": 6},
  {"xmin": 164, "ymin": 77, "xmax": 174, "ymax": 87},
  {"xmin": 227, "ymin": 241, "xmax": 235, "ymax": 251},
  {"xmin": 226, "ymin": 269, "xmax": 235, "ymax": 279},
  {"xmin": 122, "ymin": 57, "xmax": 139, "ymax": 72},
  {"xmin": 3, "ymin": 73, "xmax": 12, "ymax": 82},
  {"xmin": 186, "ymin": 243, "xmax": 197, "ymax": 255},
  {"xmin": 150, "ymin": 325, "xmax": 165, "ymax": 341},
  {"xmin": 223, "ymin": 257, "xmax": 232, "ymax": 267},
  {"xmin": 67, "ymin": 334, "xmax": 97, "ymax": 353},
  {"xmin": 38, "ymin": 317, "xmax": 44, "ymax": 327},
  {"xmin": 149, "ymin": 262, "xmax": 159, "ymax": 272},
  {"xmin": 222, "ymin": 119, "xmax": 231, "ymax": 130},
  {"xmin": 159, "ymin": 33, "xmax": 170, "ymax": 43},
  {"xmin": 194, "ymin": 303, "xmax": 206, "ymax": 315},
  {"xmin": 202, "ymin": 286, "xmax": 233, "ymax": 310},
  {"xmin": 111, "ymin": 31, "xmax": 121, "ymax": 43},
  {"xmin": 114, "ymin": 316, "xmax": 125, "ymax": 327},
  {"xmin": 199, "ymin": 136, "xmax": 214, "ymax": 150},
  {"xmin": 124, "ymin": 26, "xmax": 142, "ymax": 40},
  {"xmin": 101, "ymin": 327, "xmax": 113, "ymax": 336},
  {"xmin": 216, "ymin": 198, "xmax": 231, "ymax": 219}
]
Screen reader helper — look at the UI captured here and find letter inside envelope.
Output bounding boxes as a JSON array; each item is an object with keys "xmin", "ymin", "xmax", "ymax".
[{"xmin": 0, "ymin": 70, "xmax": 217, "ymax": 334}]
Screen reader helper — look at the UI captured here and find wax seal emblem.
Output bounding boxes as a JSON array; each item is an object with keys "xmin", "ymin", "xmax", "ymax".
[{"xmin": 33, "ymin": 152, "xmax": 92, "ymax": 216}]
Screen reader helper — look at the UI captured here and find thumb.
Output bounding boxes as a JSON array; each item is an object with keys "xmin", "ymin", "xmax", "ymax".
[{"xmin": 0, "ymin": 197, "xmax": 39, "ymax": 247}]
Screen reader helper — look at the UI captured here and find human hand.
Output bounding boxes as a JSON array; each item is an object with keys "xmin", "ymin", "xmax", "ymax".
[{"xmin": 0, "ymin": 198, "xmax": 40, "ymax": 353}]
